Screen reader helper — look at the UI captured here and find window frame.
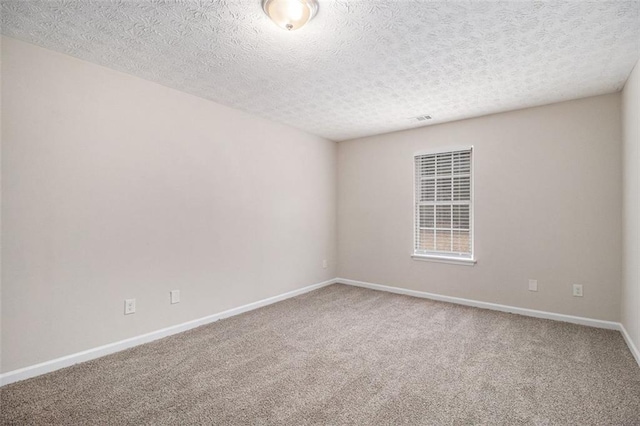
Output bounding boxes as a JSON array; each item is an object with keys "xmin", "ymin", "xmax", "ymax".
[{"xmin": 411, "ymin": 146, "xmax": 476, "ymax": 266}]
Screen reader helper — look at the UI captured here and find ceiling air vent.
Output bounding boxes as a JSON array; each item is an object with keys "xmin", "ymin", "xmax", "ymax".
[{"xmin": 411, "ymin": 115, "xmax": 432, "ymax": 122}]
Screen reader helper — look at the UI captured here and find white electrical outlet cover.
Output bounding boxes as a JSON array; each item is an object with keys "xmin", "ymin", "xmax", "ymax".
[
  {"xmin": 573, "ymin": 284, "xmax": 583, "ymax": 297},
  {"xmin": 170, "ymin": 290, "xmax": 180, "ymax": 304},
  {"xmin": 528, "ymin": 279, "xmax": 538, "ymax": 292},
  {"xmin": 125, "ymin": 298, "xmax": 136, "ymax": 315}
]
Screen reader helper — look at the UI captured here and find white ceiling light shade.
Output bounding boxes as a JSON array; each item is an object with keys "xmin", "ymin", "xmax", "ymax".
[{"xmin": 262, "ymin": 0, "xmax": 318, "ymax": 31}]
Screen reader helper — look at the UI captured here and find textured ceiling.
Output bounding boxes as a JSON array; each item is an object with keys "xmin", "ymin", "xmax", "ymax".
[{"xmin": 1, "ymin": 1, "xmax": 639, "ymax": 141}]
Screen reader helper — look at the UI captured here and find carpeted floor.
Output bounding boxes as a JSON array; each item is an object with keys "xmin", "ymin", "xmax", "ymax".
[{"xmin": 1, "ymin": 284, "xmax": 639, "ymax": 425}]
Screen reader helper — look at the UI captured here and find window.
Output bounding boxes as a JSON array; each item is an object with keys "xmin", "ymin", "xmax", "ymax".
[{"xmin": 413, "ymin": 148, "xmax": 474, "ymax": 265}]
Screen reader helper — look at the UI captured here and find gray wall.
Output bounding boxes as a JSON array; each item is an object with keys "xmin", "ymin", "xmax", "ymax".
[
  {"xmin": 1, "ymin": 35, "xmax": 634, "ymax": 375},
  {"xmin": 338, "ymin": 94, "xmax": 622, "ymax": 321},
  {"xmin": 622, "ymin": 60, "xmax": 640, "ymax": 355},
  {"xmin": 1, "ymin": 37, "xmax": 337, "ymax": 373}
]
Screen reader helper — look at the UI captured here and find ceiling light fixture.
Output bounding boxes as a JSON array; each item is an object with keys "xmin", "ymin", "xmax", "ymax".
[{"xmin": 262, "ymin": 0, "xmax": 318, "ymax": 31}]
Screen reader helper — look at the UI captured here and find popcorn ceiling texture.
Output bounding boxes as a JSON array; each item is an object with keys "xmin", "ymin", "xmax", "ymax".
[{"xmin": 1, "ymin": 0, "xmax": 639, "ymax": 141}]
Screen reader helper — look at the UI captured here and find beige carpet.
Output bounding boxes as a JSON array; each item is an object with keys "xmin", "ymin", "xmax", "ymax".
[{"xmin": 1, "ymin": 284, "xmax": 639, "ymax": 425}]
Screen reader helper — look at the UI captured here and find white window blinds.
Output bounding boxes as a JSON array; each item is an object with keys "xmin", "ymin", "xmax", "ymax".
[{"xmin": 414, "ymin": 148, "xmax": 473, "ymax": 259}]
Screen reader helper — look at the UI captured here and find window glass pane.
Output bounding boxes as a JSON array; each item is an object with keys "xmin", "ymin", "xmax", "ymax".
[
  {"xmin": 419, "ymin": 205, "xmax": 434, "ymax": 228},
  {"xmin": 453, "ymin": 176, "xmax": 470, "ymax": 201},
  {"xmin": 436, "ymin": 177, "xmax": 452, "ymax": 201},
  {"xmin": 436, "ymin": 229, "xmax": 452, "ymax": 251},
  {"xmin": 421, "ymin": 178, "xmax": 435, "ymax": 202},
  {"xmin": 418, "ymin": 156, "xmax": 435, "ymax": 177},
  {"xmin": 418, "ymin": 229, "xmax": 435, "ymax": 251},
  {"xmin": 453, "ymin": 151, "xmax": 471, "ymax": 174},
  {"xmin": 452, "ymin": 205, "xmax": 470, "ymax": 230},
  {"xmin": 436, "ymin": 205, "xmax": 452, "ymax": 228},
  {"xmin": 452, "ymin": 230, "xmax": 471, "ymax": 253},
  {"xmin": 436, "ymin": 152, "xmax": 452, "ymax": 175}
]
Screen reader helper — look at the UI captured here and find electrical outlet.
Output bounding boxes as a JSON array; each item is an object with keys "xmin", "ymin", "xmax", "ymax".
[
  {"xmin": 528, "ymin": 279, "xmax": 538, "ymax": 292},
  {"xmin": 572, "ymin": 284, "xmax": 583, "ymax": 297},
  {"xmin": 322, "ymin": 259, "xmax": 328, "ymax": 269},
  {"xmin": 124, "ymin": 299, "xmax": 136, "ymax": 315},
  {"xmin": 170, "ymin": 290, "xmax": 180, "ymax": 304}
]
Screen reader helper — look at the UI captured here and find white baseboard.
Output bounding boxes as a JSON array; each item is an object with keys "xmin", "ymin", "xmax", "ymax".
[
  {"xmin": 0, "ymin": 278, "xmax": 338, "ymax": 387},
  {"xmin": 619, "ymin": 323, "xmax": 640, "ymax": 367},
  {"xmin": 337, "ymin": 278, "xmax": 621, "ymax": 330},
  {"xmin": 3, "ymin": 277, "xmax": 637, "ymax": 387},
  {"xmin": 338, "ymin": 278, "xmax": 639, "ymax": 367}
]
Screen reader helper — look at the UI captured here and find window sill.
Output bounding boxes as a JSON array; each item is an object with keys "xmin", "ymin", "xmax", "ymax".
[{"xmin": 411, "ymin": 254, "xmax": 477, "ymax": 266}]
